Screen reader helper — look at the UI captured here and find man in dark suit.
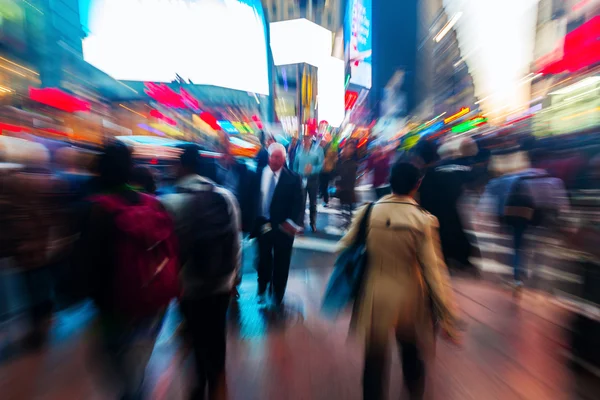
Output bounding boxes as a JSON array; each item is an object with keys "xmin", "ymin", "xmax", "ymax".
[{"xmin": 250, "ymin": 143, "xmax": 303, "ymax": 307}]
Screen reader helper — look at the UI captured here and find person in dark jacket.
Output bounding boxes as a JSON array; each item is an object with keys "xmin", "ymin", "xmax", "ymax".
[
  {"xmin": 413, "ymin": 140, "xmax": 479, "ymax": 276},
  {"xmin": 336, "ymin": 144, "xmax": 359, "ymax": 229},
  {"xmin": 161, "ymin": 145, "xmax": 241, "ymax": 400},
  {"xmin": 79, "ymin": 143, "xmax": 168, "ymax": 400},
  {"xmin": 250, "ymin": 143, "xmax": 303, "ymax": 307}
]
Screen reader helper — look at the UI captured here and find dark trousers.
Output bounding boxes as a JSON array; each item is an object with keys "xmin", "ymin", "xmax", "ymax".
[
  {"xmin": 374, "ymin": 186, "xmax": 391, "ymax": 200},
  {"xmin": 302, "ymin": 176, "xmax": 319, "ymax": 226},
  {"xmin": 511, "ymin": 223, "xmax": 528, "ymax": 282},
  {"xmin": 364, "ymin": 339, "xmax": 425, "ymax": 400},
  {"xmin": 180, "ymin": 294, "xmax": 230, "ymax": 400},
  {"xmin": 256, "ymin": 229, "xmax": 294, "ymax": 305},
  {"xmin": 23, "ymin": 266, "xmax": 54, "ymax": 331},
  {"xmin": 97, "ymin": 311, "xmax": 165, "ymax": 400},
  {"xmin": 319, "ymin": 172, "xmax": 332, "ymax": 204}
]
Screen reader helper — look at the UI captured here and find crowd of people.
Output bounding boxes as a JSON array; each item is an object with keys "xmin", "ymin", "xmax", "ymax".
[{"xmin": 1, "ymin": 129, "xmax": 599, "ymax": 400}]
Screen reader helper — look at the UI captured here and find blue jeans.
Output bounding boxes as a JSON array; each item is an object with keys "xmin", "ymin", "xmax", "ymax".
[{"xmin": 512, "ymin": 223, "xmax": 528, "ymax": 282}]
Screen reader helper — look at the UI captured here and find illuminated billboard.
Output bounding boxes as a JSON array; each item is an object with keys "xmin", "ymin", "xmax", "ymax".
[
  {"xmin": 80, "ymin": 0, "xmax": 270, "ymax": 95},
  {"xmin": 345, "ymin": 0, "xmax": 372, "ymax": 89}
]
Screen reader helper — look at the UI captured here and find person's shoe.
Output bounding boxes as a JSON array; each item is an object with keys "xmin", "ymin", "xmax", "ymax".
[
  {"xmin": 310, "ymin": 223, "xmax": 317, "ymax": 233},
  {"xmin": 513, "ymin": 281, "xmax": 524, "ymax": 299},
  {"xmin": 323, "ymin": 202, "xmax": 329, "ymax": 208},
  {"xmin": 257, "ymin": 286, "xmax": 268, "ymax": 304}
]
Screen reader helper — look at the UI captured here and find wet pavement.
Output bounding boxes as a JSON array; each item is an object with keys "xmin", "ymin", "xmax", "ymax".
[
  {"xmin": 1, "ymin": 272, "xmax": 599, "ymax": 400},
  {"xmin": 1, "ymin": 189, "xmax": 599, "ymax": 399}
]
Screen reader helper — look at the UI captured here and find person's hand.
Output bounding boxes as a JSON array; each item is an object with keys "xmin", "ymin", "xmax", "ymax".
[
  {"xmin": 304, "ymin": 164, "xmax": 313, "ymax": 175},
  {"xmin": 441, "ymin": 328, "xmax": 462, "ymax": 346},
  {"xmin": 279, "ymin": 221, "xmax": 299, "ymax": 237}
]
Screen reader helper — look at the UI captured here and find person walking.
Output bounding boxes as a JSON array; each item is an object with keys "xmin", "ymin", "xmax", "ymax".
[
  {"xmin": 340, "ymin": 162, "xmax": 459, "ymax": 400},
  {"xmin": 320, "ymin": 142, "xmax": 338, "ymax": 207},
  {"xmin": 336, "ymin": 144, "xmax": 359, "ymax": 229},
  {"xmin": 367, "ymin": 146, "xmax": 392, "ymax": 200},
  {"xmin": 293, "ymin": 134, "xmax": 324, "ymax": 232},
  {"xmin": 413, "ymin": 140, "xmax": 479, "ymax": 276},
  {"xmin": 161, "ymin": 145, "xmax": 241, "ymax": 400},
  {"xmin": 81, "ymin": 143, "xmax": 179, "ymax": 400},
  {"xmin": 251, "ymin": 143, "xmax": 303, "ymax": 308},
  {"xmin": 478, "ymin": 139, "xmax": 569, "ymax": 296}
]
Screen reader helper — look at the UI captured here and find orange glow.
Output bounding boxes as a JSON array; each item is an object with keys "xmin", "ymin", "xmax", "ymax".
[{"xmin": 444, "ymin": 107, "xmax": 470, "ymax": 124}]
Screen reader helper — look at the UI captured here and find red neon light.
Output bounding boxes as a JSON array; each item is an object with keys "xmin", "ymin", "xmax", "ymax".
[
  {"xmin": 144, "ymin": 83, "xmax": 187, "ymax": 108},
  {"xmin": 149, "ymin": 158, "xmax": 159, "ymax": 165},
  {"xmin": 149, "ymin": 109, "xmax": 177, "ymax": 126},
  {"xmin": 345, "ymin": 91, "xmax": 359, "ymax": 110},
  {"xmin": 199, "ymin": 112, "xmax": 221, "ymax": 131},
  {"xmin": 357, "ymin": 137, "xmax": 368, "ymax": 148},
  {"xmin": 180, "ymin": 89, "xmax": 200, "ymax": 111},
  {"xmin": 29, "ymin": 88, "xmax": 91, "ymax": 113},
  {"xmin": 0, "ymin": 123, "xmax": 25, "ymax": 132},
  {"xmin": 538, "ymin": 16, "xmax": 600, "ymax": 74}
]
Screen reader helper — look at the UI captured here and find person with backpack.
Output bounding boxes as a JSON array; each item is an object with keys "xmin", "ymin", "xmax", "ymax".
[
  {"xmin": 161, "ymin": 145, "xmax": 241, "ymax": 400},
  {"xmin": 80, "ymin": 143, "xmax": 179, "ymax": 400},
  {"xmin": 478, "ymin": 140, "xmax": 569, "ymax": 296}
]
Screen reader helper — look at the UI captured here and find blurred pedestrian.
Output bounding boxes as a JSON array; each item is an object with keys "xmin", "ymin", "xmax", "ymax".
[
  {"xmin": 1, "ymin": 139, "xmax": 60, "ymax": 350},
  {"xmin": 293, "ymin": 134, "xmax": 324, "ymax": 232},
  {"xmin": 161, "ymin": 145, "xmax": 241, "ymax": 400},
  {"xmin": 336, "ymin": 144, "xmax": 359, "ymax": 229},
  {"xmin": 81, "ymin": 142, "xmax": 179, "ymax": 400},
  {"xmin": 478, "ymin": 140, "xmax": 569, "ymax": 295},
  {"xmin": 130, "ymin": 165, "xmax": 157, "ymax": 195},
  {"xmin": 320, "ymin": 142, "xmax": 338, "ymax": 207},
  {"xmin": 340, "ymin": 161, "xmax": 459, "ymax": 400},
  {"xmin": 250, "ymin": 143, "xmax": 303, "ymax": 308},
  {"xmin": 413, "ymin": 140, "xmax": 480, "ymax": 277},
  {"xmin": 367, "ymin": 146, "xmax": 392, "ymax": 200}
]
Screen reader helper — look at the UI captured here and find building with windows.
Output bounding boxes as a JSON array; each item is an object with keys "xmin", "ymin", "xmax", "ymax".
[{"xmin": 262, "ymin": 0, "xmax": 343, "ymax": 31}]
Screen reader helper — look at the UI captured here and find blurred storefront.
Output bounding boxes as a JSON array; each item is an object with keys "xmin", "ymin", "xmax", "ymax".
[{"xmin": 531, "ymin": 1, "xmax": 600, "ymax": 136}]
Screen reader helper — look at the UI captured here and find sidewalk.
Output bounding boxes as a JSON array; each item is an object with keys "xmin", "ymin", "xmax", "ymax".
[{"xmin": 1, "ymin": 270, "xmax": 598, "ymax": 400}]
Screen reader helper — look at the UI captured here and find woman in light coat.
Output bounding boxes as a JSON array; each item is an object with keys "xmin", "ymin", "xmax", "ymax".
[{"xmin": 339, "ymin": 162, "xmax": 459, "ymax": 400}]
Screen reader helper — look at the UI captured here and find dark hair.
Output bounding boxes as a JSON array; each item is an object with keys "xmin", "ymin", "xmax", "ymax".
[
  {"xmin": 390, "ymin": 161, "xmax": 422, "ymax": 195},
  {"xmin": 98, "ymin": 142, "xmax": 132, "ymax": 189},
  {"xmin": 131, "ymin": 165, "xmax": 157, "ymax": 194},
  {"xmin": 179, "ymin": 144, "xmax": 201, "ymax": 172},
  {"xmin": 412, "ymin": 140, "xmax": 439, "ymax": 165}
]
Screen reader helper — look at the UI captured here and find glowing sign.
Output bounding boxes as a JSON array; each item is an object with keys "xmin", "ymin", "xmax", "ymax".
[
  {"xmin": 217, "ymin": 120, "xmax": 239, "ymax": 134},
  {"xmin": 451, "ymin": 117, "xmax": 487, "ymax": 133},
  {"xmin": 444, "ymin": 107, "xmax": 470, "ymax": 124},
  {"xmin": 29, "ymin": 88, "xmax": 91, "ymax": 113},
  {"xmin": 345, "ymin": 90, "xmax": 359, "ymax": 110}
]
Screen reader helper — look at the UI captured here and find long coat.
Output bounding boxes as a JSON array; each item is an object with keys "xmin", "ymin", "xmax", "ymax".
[{"xmin": 339, "ymin": 195, "xmax": 458, "ymax": 357}]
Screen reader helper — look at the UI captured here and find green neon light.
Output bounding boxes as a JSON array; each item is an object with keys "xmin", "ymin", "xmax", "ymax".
[{"xmin": 451, "ymin": 117, "xmax": 487, "ymax": 133}]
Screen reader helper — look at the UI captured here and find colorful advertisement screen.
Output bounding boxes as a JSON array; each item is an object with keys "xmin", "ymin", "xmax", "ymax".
[
  {"xmin": 345, "ymin": 0, "xmax": 372, "ymax": 89},
  {"xmin": 79, "ymin": 0, "xmax": 270, "ymax": 95}
]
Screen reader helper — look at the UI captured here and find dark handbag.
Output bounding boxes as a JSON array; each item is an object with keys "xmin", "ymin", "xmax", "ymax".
[{"xmin": 322, "ymin": 202, "xmax": 374, "ymax": 318}]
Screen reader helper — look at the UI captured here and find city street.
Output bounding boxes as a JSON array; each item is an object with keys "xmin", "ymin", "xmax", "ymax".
[{"xmin": 1, "ymin": 194, "xmax": 599, "ymax": 399}]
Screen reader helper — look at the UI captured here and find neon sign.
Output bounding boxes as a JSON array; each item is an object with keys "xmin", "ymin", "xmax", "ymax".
[{"xmin": 444, "ymin": 107, "xmax": 470, "ymax": 124}]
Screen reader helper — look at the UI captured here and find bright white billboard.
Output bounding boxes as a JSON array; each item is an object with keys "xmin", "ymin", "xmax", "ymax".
[
  {"xmin": 270, "ymin": 19, "xmax": 333, "ymax": 67},
  {"xmin": 80, "ymin": 0, "xmax": 270, "ymax": 95}
]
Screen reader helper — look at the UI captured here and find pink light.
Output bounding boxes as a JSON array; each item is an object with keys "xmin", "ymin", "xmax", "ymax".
[
  {"xmin": 149, "ymin": 109, "xmax": 177, "ymax": 126},
  {"xmin": 29, "ymin": 88, "xmax": 91, "ymax": 113},
  {"xmin": 144, "ymin": 83, "xmax": 187, "ymax": 108}
]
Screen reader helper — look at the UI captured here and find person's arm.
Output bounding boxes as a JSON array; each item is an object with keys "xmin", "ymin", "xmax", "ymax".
[
  {"xmin": 218, "ymin": 188, "xmax": 242, "ymax": 276},
  {"xmin": 293, "ymin": 151, "xmax": 301, "ymax": 174},
  {"xmin": 417, "ymin": 215, "xmax": 459, "ymax": 339},
  {"xmin": 337, "ymin": 204, "xmax": 370, "ymax": 250}
]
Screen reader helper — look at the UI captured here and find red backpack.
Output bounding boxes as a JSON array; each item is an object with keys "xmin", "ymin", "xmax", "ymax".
[{"xmin": 91, "ymin": 193, "xmax": 180, "ymax": 318}]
